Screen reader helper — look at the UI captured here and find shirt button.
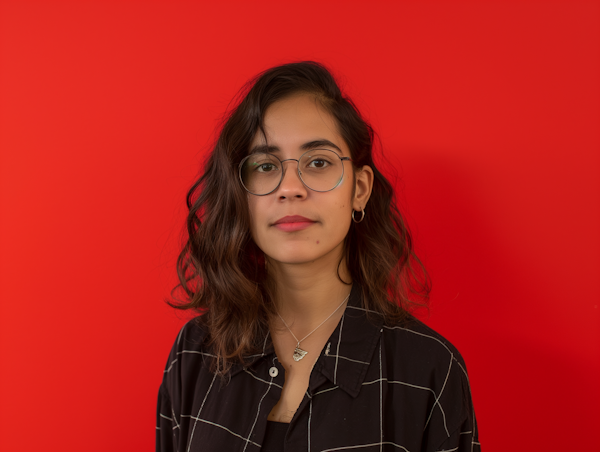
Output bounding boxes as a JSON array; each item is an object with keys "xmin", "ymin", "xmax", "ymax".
[{"xmin": 269, "ymin": 367, "xmax": 279, "ymax": 377}]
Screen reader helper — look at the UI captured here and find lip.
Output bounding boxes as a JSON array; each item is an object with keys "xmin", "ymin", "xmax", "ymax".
[
  {"xmin": 273, "ymin": 215, "xmax": 316, "ymax": 232},
  {"xmin": 274, "ymin": 215, "xmax": 315, "ymax": 225}
]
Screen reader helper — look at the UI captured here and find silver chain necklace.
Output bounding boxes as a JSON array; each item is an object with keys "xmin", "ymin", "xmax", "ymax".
[{"xmin": 277, "ymin": 292, "xmax": 350, "ymax": 362}]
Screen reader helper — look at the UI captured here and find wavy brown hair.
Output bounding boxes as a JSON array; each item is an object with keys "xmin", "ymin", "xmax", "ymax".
[{"xmin": 168, "ymin": 61, "xmax": 430, "ymax": 375}]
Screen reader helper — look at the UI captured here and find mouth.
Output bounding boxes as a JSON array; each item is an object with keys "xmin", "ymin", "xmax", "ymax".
[{"xmin": 273, "ymin": 215, "xmax": 316, "ymax": 232}]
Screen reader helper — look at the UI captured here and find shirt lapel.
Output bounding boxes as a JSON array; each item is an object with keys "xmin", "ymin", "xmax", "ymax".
[{"xmin": 311, "ymin": 282, "xmax": 384, "ymax": 398}]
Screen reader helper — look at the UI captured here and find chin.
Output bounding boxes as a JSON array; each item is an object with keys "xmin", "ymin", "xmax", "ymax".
[
  {"xmin": 267, "ymin": 251, "xmax": 322, "ymax": 265},
  {"xmin": 264, "ymin": 242, "xmax": 343, "ymax": 266}
]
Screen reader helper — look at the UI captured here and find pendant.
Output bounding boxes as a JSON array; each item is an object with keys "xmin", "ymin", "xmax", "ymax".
[{"xmin": 293, "ymin": 346, "xmax": 308, "ymax": 361}]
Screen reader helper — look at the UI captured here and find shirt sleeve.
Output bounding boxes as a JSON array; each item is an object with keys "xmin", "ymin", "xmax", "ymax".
[
  {"xmin": 430, "ymin": 414, "xmax": 481, "ymax": 452},
  {"xmin": 426, "ymin": 355, "xmax": 481, "ymax": 452},
  {"xmin": 156, "ymin": 321, "xmax": 195, "ymax": 452},
  {"xmin": 156, "ymin": 384, "xmax": 179, "ymax": 452}
]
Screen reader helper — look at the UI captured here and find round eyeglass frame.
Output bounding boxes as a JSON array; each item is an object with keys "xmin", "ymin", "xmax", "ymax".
[{"xmin": 238, "ymin": 149, "xmax": 353, "ymax": 196}]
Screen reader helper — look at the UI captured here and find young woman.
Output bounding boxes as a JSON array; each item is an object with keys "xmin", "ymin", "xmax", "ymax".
[{"xmin": 156, "ymin": 62, "xmax": 480, "ymax": 452}]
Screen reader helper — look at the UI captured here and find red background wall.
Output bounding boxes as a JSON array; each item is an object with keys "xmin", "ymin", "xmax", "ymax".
[{"xmin": 1, "ymin": 1, "xmax": 598, "ymax": 451}]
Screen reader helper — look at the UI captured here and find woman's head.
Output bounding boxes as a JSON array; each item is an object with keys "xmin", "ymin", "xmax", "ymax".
[
  {"xmin": 222, "ymin": 62, "xmax": 379, "ymax": 277},
  {"xmin": 170, "ymin": 61, "xmax": 429, "ymax": 374},
  {"xmin": 245, "ymin": 92, "xmax": 373, "ymax": 276}
]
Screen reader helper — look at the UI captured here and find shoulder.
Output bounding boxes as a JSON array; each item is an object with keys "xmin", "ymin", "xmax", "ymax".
[
  {"xmin": 381, "ymin": 314, "xmax": 469, "ymax": 373},
  {"xmin": 159, "ymin": 317, "xmax": 213, "ymax": 398},
  {"xmin": 172, "ymin": 316, "xmax": 209, "ymax": 353},
  {"xmin": 380, "ymin": 315, "xmax": 476, "ymax": 445},
  {"xmin": 161, "ymin": 316, "xmax": 210, "ymax": 365}
]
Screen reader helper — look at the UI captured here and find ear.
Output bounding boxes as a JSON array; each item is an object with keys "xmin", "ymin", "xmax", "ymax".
[{"xmin": 352, "ymin": 165, "xmax": 374, "ymax": 211}]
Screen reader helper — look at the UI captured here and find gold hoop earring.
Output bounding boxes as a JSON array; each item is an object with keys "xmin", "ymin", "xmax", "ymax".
[{"xmin": 352, "ymin": 208, "xmax": 365, "ymax": 223}]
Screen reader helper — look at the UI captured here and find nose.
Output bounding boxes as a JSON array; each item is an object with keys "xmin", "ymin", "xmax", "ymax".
[{"xmin": 277, "ymin": 159, "xmax": 308, "ymax": 199}]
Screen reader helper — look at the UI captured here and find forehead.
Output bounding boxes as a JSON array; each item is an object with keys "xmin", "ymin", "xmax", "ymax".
[{"xmin": 250, "ymin": 94, "xmax": 348, "ymax": 156}]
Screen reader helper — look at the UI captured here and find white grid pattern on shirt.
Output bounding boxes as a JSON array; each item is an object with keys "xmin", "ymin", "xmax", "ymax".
[
  {"xmin": 243, "ymin": 368, "xmax": 283, "ymax": 389},
  {"xmin": 203, "ymin": 326, "xmax": 459, "ymax": 451},
  {"xmin": 242, "ymin": 357, "xmax": 276, "ymax": 452},
  {"xmin": 178, "ymin": 355, "xmax": 280, "ymax": 451},
  {"xmin": 160, "ymin": 404, "xmax": 180, "ymax": 451},
  {"xmin": 178, "ymin": 356, "xmax": 278, "ymax": 451},
  {"xmin": 318, "ymin": 319, "xmax": 477, "ymax": 449},
  {"xmin": 161, "ymin": 349, "xmax": 277, "ymax": 450},
  {"xmin": 171, "ymin": 405, "xmax": 180, "ymax": 431},
  {"xmin": 186, "ymin": 372, "xmax": 217, "ymax": 452},
  {"xmin": 423, "ymin": 354, "xmax": 452, "ymax": 436},
  {"xmin": 324, "ymin": 353, "xmax": 370, "ymax": 365},
  {"xmin": 456, "ymin": 361, "xmax": 478, "ymax": 452},
  {"xmin": 320, "ymin": 441, "xmax": 411, "ymax": 451},
  {"xmin": 383, "ymin": 325, "xmax": 479, "ymax": 450},
  {"xmin": 164, "ymin": 350, "xmax": 217, "ymax": 374},
  {"xmin": 362, "ymin": 377, "xmax": 449, "ymax": 430},
  {"xmin": 313, "ymin": 324, "xmax": 459, "ymax": 441},
  {"xmin": 313, "ymin": 385, "xmax": 339, "ymax": 396},
  {"xmin": 159, "ymin": 311, "xmax": 480, "ymax": 452}
]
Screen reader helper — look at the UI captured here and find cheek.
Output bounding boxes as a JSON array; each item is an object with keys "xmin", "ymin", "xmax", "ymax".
[
  {"xmin": 324, "ymin": 194, "xmax": 354, "ymax": 237},
  {"xmin": 336, "ymin": 184, "xmax": 354, "ymax": 218}
]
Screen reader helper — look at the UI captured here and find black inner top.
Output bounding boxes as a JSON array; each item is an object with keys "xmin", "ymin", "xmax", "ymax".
[{"xmin": 261, "ymin": 420, "xmax": 289, "ymax": 451}]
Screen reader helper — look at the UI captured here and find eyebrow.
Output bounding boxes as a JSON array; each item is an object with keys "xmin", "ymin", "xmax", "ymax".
[{"xmin": 249, "ymin": 139, "xmax": 343, "ymax": 156}]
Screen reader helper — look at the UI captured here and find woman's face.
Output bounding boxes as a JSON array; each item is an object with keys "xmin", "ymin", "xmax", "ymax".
[{"xmin": 247, "ymin": 93, "xmax": 372, "ymax": 267}]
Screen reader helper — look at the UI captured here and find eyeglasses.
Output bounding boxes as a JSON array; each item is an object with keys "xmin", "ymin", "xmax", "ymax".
[{"xmin": 238, "ymin": 149, "xmax": 352, "ymax": 196}]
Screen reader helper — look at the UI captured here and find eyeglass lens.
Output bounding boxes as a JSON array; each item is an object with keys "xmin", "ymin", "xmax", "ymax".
[{"xmin": 240, "ymin": 149, "xmax": 344, "ymax": 195}]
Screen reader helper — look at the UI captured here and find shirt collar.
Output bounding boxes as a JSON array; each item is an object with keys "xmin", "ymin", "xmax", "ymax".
[
  {"xmin": 313, "ymin": 282, "xmax": 383, "ymax": 398},
  {"xmin": 231, "ymin": 283, "xmax": 383, "ymax": 398}
]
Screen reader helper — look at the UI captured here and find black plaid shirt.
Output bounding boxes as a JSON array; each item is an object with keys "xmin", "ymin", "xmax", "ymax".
[{"xmin": 156, "ymin": 283, "xmax": 481, "ymax": 451}]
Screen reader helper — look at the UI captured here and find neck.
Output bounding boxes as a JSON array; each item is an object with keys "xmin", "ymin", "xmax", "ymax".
[{"xmin": 266, "ymin": 242, "xmax": 352, "ymax": 337}]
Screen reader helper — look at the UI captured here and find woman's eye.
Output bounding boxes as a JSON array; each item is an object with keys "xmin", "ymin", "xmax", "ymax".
[
  {"xmin": 256, "ymin": 163, "xmax": 277, "ymax": 172},
  {"xmin": 307, "ymin": 159, "xmax": 330, "ymax": 168}
]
